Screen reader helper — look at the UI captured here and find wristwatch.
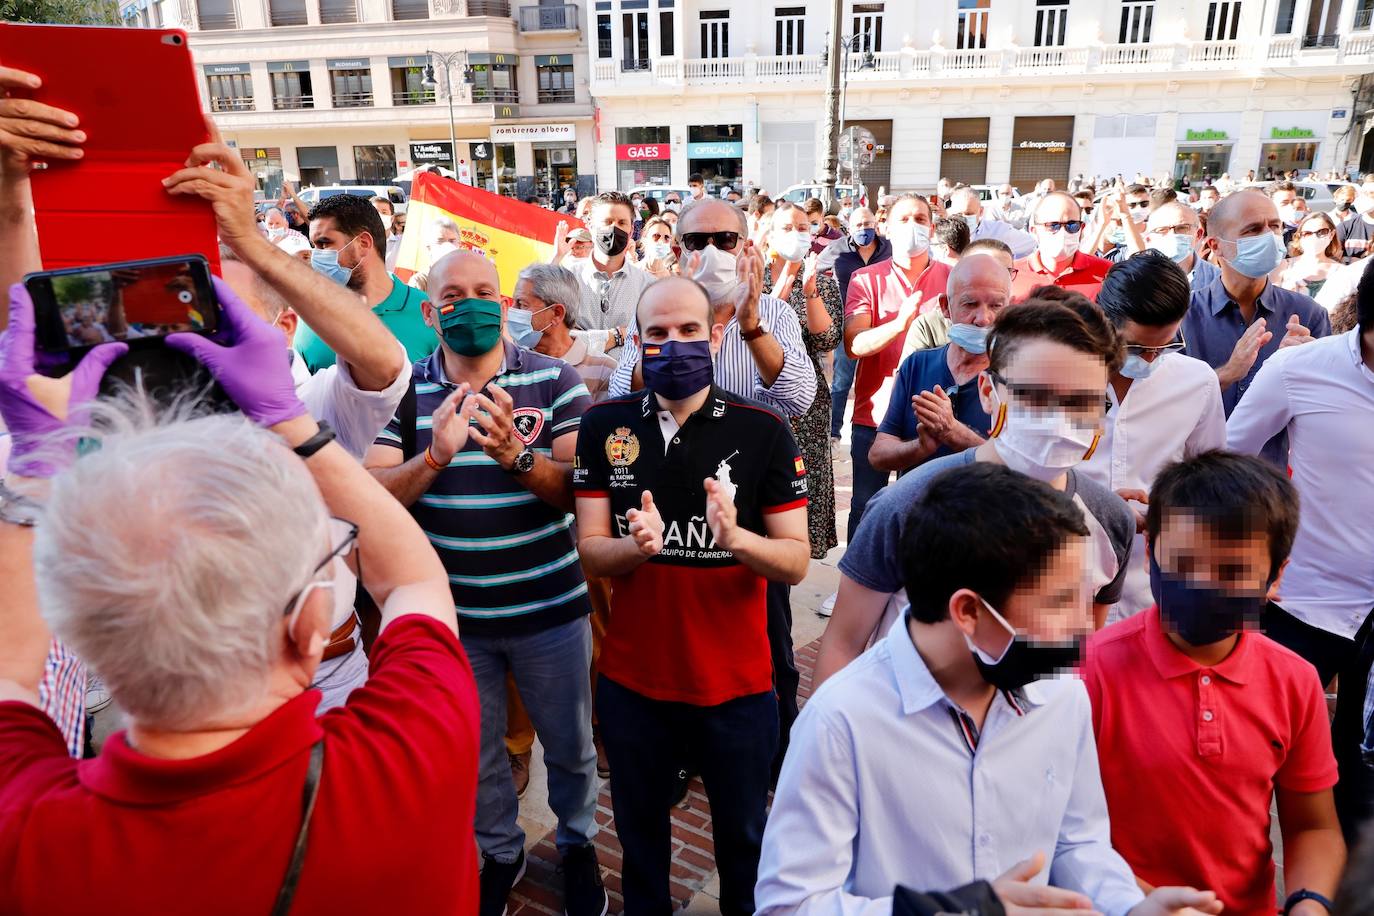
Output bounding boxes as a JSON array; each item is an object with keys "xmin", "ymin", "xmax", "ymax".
[
  {"xmin": 741, "ymin": 316, "xmax": 771, "ymax": 342},
  {"xmin": 1284, "ymin": 890, "xmax": 1334, "ymax": 916},
  {"xmin": 507, "ymin": 448, "xmax": 536, "ymax": 474}
]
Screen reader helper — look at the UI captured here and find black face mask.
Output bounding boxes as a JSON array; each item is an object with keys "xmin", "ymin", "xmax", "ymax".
[
  {"xmin": 1149, "ymin": 552, "xmax": 1267, "ymax": 647},
  {"xmin": 967, "ymin": 597, "xmax": 1084, "ymax": 690},
  {"xmin": 595, "ymin": 225, "xmax": 629, "ymax": 258}
]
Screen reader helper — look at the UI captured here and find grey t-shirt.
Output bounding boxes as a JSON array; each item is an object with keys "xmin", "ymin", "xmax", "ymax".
[{"xmin": 838, "ymin": 449, "xmax": 1134, "ymax": 605}]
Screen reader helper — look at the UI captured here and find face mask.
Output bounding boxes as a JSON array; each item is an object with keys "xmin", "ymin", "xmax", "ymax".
[
  {"xmin": 437, "ymin": 297, "xmax": 504, "ymax": 357},
  {"xmin": 1149, "ymin": 552, "xmax": 1265, "ymax": 646},
  {"xmin": 647, "ymin": 241, "xmax": 674, "ymax": 261},
  {"xmin": 641, "ymin": 338, "xmax": 714, "ymax": 400},
  {"xmin": 946, "ymin": 323, "xmax": 990, "ymax": 355},
  {"xmin": 852, "ymin": 227, "xmax": 877, "ymax": 247},
  {"xmin": 1108, "ymin": 227, "xmax": 1127, "ymax": 247},
  {"xmin": 267, "ymin": 225, "xmax": 287, "ymax": 240},
  {"xmin": 595, "ymin": 225, "xmax": 630, "ymax": 258},
  {"xmin": 962, "ymin": 213, "xmax": 979, "ymax": 233},
  {"xmin": 378, "ymin": 213, "xmax": 393, "ymax": 232},
  {"xmin": 1038, "ymin": 226, "xmax": 1080, "ymax": 261},
  {"xmin": 689, "ymin": 244, "xmax": 739, "ymax": 302},
  {"xmin": 966, "ymin": 597, "xmax": 1084, "ymax": 690},
  {"xmin": 1278, "ymin": 206, "xmax": 1300, "ymax": 226},
  {"xmin": 310, "ymin": 237, "xmax": 358, "ymax": 286},
  {"xmin": 1120, "ymin": 352, "xmax": 1169, "ymax": 380},
  {"xmin": 1299, "ymin": 233, "xmax": 1327, "ymax": 256},
  {"xmin": 506, "ymin": 305, "xmax": 554, "ymax": 349},
  {"xmin": 1338, "ymin": 201, "xmax": 1355, "ymax": 213},
  {"xmin": 773, "ymin": 231, "xmax": 810, "ymax": 263},
  {"xmin": 1221, "ymin": 232, "xmax": 1285, "ymax": 279},
  {"xmin": 809, "ymin": 222, "xmax": 822, "ymax": 237},
  {"xmin": 1148, "ymin": 233, "xmax": 1193, "ymax": 264},
  {"xmin": 888, "ymin": 221, "xmax": 931, "ymax": 258},
  {"xmin": 990, "ymin": 391, "xmax": 1099, "ymax": 482}
]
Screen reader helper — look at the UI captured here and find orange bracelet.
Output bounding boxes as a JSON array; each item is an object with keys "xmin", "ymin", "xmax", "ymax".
[{"xmin": 423, "ymin": 446, "xmax": 445, "ymax": 472}]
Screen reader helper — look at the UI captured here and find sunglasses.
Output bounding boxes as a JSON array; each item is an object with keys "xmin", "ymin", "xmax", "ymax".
[
  {"xmin": 681, "ymin": 231, "xmax": 741, "ymax": 252},
  {"xmin": 1124, "ymin": 335, "xmax": 1187, "ymax": 359},
  {"xmin": 1127, "ymin": 200, "xmax": 1151, "ymax": 211},
  {"xmin": 1036, "ymin": 220, "xmax": 1084, "ymax": 234}
]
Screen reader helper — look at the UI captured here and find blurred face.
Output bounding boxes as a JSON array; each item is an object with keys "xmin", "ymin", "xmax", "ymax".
[
  {"xmin": 978, "ymin": 337, "xmax": 1110, "ymax": 443},
  {"xmin": 1153, "ymin": 511, "xmax": 1275, "ymax": 607},
  {"xmin": 958, "ymin": 537, "xmax": 1092, "ymax": 657}
]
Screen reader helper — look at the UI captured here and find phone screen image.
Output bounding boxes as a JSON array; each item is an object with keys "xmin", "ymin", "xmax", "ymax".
[{"xmin": 51, "ymin": 261, "xmax": 212, "ymax": 349}]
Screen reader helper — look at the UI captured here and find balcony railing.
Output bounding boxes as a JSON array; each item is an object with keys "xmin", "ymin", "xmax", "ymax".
[
  {"xmin": 268, "ymin": 5, "xmax": 307, "ymax": 25},
  {"xmin": 209, "ymin": 96, "xmax": 254, "ymax": 111},
  {"xmin": 333, "ymin": 91, "xmax": 374, "ymax": 107},
  {"xmin": 318, "ymin": 0, "xmax": 358, "ymax": 22},
  {"xmin": 537, "ymin": 88, "xmax": 576, "ymax": 103},
  {"xmin": 472, "ymin": 88, "xmax": 520, "ymax": 103},
  {"xmin": 519, "ymin": 3, "xmax": 577, "ymax": 31},
  {"xmin": 197, "ymin": 9, "xmax": 238, "ymax": 28},
  {"xmin": 392, "ymin": 89, "xmax": 435, "ymax": 105},
  {"xmin": 467, "ymin": 0, "xmax": 510, "ymax": 14},
  {"xmin": 391, "ymin": 0, "xmax": 429, "ymax": 19},
  {"xmin": 1359, "ymin": 6, "xmax": 1374, "ymax": 28},
  {"xmin": 1301, "ymin": 33, "xmax": 1340, "ymax": 49},
  {"xmin": 591, "ymin": 33, "xmax": 1374, "ymax": 91},
  {"xmin": 272, "ymin": 94, "xmax": 314, "ymax": 110}
]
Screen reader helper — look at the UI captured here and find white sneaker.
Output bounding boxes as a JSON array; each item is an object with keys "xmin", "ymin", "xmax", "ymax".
[
  {"xmin": 85, "ymin": 674, "xmax": 112, "ymax": 715},
  {"xmin": 818, "ymin": 591, "xmax": 838, "ymax": 618}
]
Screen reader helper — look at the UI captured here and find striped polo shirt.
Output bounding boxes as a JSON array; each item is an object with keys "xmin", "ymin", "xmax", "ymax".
[{"xmin": 375, "ymin": 342, "xmax": 593, "ymax": 637}]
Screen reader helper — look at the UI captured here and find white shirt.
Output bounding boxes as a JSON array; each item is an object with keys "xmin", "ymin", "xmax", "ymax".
[
  {"xmin": 755, "ymin": 617, "xmax": 1144, "ymax": 916},
  {"xmin": 1226, "ymin": 330, "xmax": 1374, "ymax": 639},
  {"xmin": 1316, "ymin": 256, "xmax": 1372, "ymax": 311},
  {"xmin": 1079, "ymin": 354, "xmax": 1227, "ymax": 618},
  {"xmin": 569, "ymin": 255, "xmax": 655, "ymax": 341},
  {"xmin": 290, "ymin": 338, "xmax": 412, "ymax": 461},
  {"xmin": 973, "ymin": 217, "xmax": 1037, "ymax": 259}
]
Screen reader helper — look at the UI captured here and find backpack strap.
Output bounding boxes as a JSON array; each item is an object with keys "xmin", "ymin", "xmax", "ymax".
[
  {"xmin": 270, "ymin": 739, "xmax": 325, "ymax": 916},
  {"xmin": 399, "ymin": 377, "xmax": 418, "ymax": 462}
]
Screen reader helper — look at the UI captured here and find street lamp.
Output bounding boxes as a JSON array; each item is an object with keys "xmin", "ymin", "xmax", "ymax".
[
  {"xmin": 819, "ymin": 22, "xmax": 876, "ymax": 212},
  {"xmin": 422, "ymin": 50, "xmax": 475, "ymax": 174}
]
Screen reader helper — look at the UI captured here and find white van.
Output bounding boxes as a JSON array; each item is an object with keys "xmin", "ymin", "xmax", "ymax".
[{"xmin": 297, "ymin": 185, "xmax": 408, "ymax": 214}]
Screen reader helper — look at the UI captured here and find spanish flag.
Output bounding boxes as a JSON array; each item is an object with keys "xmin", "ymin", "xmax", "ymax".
[{"xmin": 393, "ymin": 170, "xmax": 584, "ymax": 297}]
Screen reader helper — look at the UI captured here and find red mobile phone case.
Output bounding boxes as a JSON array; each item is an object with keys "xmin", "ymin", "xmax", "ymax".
[{"xmin": 0, "ymin": 24, "xmax": 219, "ymax": 273}]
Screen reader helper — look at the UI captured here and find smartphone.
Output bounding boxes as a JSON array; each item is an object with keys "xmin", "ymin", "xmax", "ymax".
[
  {"xmin": 25, "ymin": 255, "xmax": 231, "ymax": 407},
  {"xmin": 0, "ymin": 24, "xmax": 218, "ymax": 273}
]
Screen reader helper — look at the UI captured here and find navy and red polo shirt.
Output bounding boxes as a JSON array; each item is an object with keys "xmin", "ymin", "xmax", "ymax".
[{"xmin": 573, "ymin": 385, "xmax": 808, "ymax": 706}]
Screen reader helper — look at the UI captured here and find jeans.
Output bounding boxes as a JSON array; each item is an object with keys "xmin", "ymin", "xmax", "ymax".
[
  {"xmin": 766, "ymin": 580, "xmax": 799, "ymax": 778},
  {"xmin": 829, "ymin": 348, "xmax": 857, "ymax": 438},
  {"xmin": 848, "ymin": 424, "xmax": 891, "ymax": 543},
  {"xmin": 597, "ymin": 677, "xmax": 777, "ymax": 916},
  {"xmin": 464, "ymin": 616, "xmax": 599, "ymax": 861}
]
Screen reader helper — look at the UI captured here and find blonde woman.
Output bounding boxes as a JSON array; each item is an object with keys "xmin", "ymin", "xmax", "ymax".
[{"xmin": 1272, "ymin": 212, "xmax": 1345, "ymax": 300}]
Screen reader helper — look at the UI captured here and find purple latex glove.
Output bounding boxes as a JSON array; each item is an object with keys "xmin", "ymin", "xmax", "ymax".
[
  {"xmin": 166, "ymin": 275, "xmax": 307, "ymax": 427},
  {"xmin": 0, "ymin": 283, "xmax": 127, "ymax": 479}
]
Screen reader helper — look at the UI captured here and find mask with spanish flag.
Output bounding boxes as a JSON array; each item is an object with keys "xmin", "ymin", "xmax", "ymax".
[
  {"xmin": 642, "ymin": 339, "xmax": 714, "ymax": 400},
  {"xmin": 437, "ymin": 297, "xmax": 503, "ymax": 357}
]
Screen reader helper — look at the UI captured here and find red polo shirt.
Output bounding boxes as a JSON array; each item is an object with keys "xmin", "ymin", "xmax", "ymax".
[
  {"xmin": 844, "ymin": 258, "xmax": 951, "ymax": 428},
  {"xmin": 0, "ymin": 616, "xmax": 480, "ymax": 916},
  {"xmin": 1011, "ymin": 249, "xmax": 1112, "ymax": 302},
  {"xmin": 1082, "ymin": 607, "xmax": 1336, "ymax": 916}
]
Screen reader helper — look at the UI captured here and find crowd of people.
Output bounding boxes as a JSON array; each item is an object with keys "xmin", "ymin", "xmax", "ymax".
[{"xmin": 1, "ymin": 58, "xmax": 1374, "ymax": 915}]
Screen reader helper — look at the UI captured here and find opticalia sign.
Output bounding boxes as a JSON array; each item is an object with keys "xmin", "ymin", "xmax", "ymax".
[{"xmin": 616, "ymin": 143, "xmax": 670, "ymax": 161}]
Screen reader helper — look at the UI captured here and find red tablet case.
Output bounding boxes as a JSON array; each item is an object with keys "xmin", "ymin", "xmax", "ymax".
[{"xmin": 0, "ymin": 24, "xmax": 219, "ymax": 273}]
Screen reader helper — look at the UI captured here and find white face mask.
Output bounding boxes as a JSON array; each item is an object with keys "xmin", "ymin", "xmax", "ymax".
[
  {"xmin": 1038, "ymin": 226, "xmax": 1081, "ymax": 261},
  {"xmin": 773, "ymin": 231, "xmax": 810, "ymax": 263},
  {"xmin": 990, "ymin": 391, "xmax": 1099, "ymax": 482},
  {"xmin": 689, "ymin": 244, "xmax": 739, "ymax": 302},
  {"xmin": 1298, "ymin": 232, "xmax": 1327, "ymax": 256},
  {"xmin": 887, "ymin": 221, "xmax": 931, "ymax": 258},
  {"xmin": 378, "ymin": 213, "xmax": 393, "ymax": 232},
  {"xmin": 267, "ymin": 225, "xmax": 287, "ymax": 240}
]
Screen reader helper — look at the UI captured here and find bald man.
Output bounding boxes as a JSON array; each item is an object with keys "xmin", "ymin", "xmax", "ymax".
[
  {"xmin": 1184, "ymin": 188, "xmax": 1330, "ymax": 467},
  {"xmin": 868, "ymin": 251, "xmax": 1011, "ymax": 473},
  {"xmin": 364, "ymin": 249, "xmax": 606, "ymax": 916},
  {"xmin": 1011, "ymin": 191, "xmax": 1113, "ymax": 301},
  {"xmin": 1143, "ymin": 198, "xmax": 1220, "ymax": 291},
  {"xmin": 947, "ymin": 187, "xmax": 1036, "ymax": 259}
]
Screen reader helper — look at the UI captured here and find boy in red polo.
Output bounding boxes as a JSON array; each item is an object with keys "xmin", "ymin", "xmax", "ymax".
[{"xmin": 1083, "ymin": 451, "xmax": 1345, "ymax": 916}]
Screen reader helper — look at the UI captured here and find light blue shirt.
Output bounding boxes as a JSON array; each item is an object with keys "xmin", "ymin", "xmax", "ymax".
[
  {"xmin": 1188, "ymin": 254, "xmax": 1221, "ymax": 292},
  {"xmin": 755, "ymin": 617, "xmax": 1145, "ymax": 916}
]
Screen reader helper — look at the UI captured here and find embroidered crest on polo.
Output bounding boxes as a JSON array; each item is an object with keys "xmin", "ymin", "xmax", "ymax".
[
  {"xmin": 606, "ymin": 427, "xmax": 641, "ymax": 466},
  {"xmin": 511, "ymin": 407, "xmax": 544, "ymax": 444}
]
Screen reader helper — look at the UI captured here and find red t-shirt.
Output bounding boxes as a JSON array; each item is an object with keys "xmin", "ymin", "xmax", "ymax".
[
  {"xmin": 1010, "ymin": 250, "xmax": 1112, "ymax": 302},
  {"xmin": 1082, "ymin": 607, "xmax": 1337, "ymax": 915},
  {"xmin": 0, "ymin": 616, "xmax": 480, "ymax": 916},
  {"xmin": 843, "ymin": 258, "xmax": 951, "ymax": 428}
]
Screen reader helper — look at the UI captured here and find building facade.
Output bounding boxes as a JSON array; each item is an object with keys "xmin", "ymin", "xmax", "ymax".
[
  {"xmin": 587, "ymin": 0, "xmax": 1374, "ymax": 194},
  {"xmin": 124, "ymin": 0, "xmax": 595, "ymax": 202}
]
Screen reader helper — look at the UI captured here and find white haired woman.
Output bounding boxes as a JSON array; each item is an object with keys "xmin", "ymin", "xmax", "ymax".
[{"xmin": 0, "ymin": 278, "xmax": 480, "ymax": 913}]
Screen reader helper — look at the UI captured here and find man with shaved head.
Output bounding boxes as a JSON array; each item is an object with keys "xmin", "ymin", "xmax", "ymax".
[
  {"xmin": 947, "ymin": 186, "xmax": 1036, "ymax": 259},
  {"xmin": 1143, "ymin": 198, "xmax": 1220, "ymax": 291},
  {"xmin": 1011, "ymin": 191, "xmax": 1113, "ymax": 302},
  {"xmin": 868, "ymin": 251, "xmax": 1010, "ymax": 474},
  {"xmin": 365, "ymin": 248, "xmax": 607, "ymax": 916},
  {"xmin": 1183, "ymin": 188, "xmax": 1330, "ymax": 468},
  {"xmin": 575, "ymin": 276, "xmax": 809, "ymax": 916}
]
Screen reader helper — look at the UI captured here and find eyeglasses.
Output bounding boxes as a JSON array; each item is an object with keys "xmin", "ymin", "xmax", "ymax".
[
  {"xmin": 1035, "ymin": 220, "xmax": 1084, "ymax": 234},
  {"xmin": 1151, "ymin": 224, "xmax": 1194, "ymax": 236},
  {"xmin": 1124, "ymin": 334, "xmax": 1187, "ymax": 359},
  {"xmin": 680, "ymin": 231, "xmax": 741, "ymax": 252},
  {"xmin": 282, "ymin": 517, "xmax": 358, "ymax": 617},
  {"xmin": 1007, "ymin": 267, "xmax": 1019, "ymax": 280},
  {"xmin": 989, "ymin": 370, "xmax": 1107, "ymax": 416},
  {"xmin": 1299, "ymin": 227, "xmax": 1334, "ymax": 240}
]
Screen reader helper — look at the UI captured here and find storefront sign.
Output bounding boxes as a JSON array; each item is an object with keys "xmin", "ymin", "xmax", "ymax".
[
  {"xmin": 266, "ymin": 60, "xmax": 310, "ymax": 73},
  {"xmin": 493, "ymin": 104, "xmax": 521, "ymax": 121},
  {"xmin": 472, "ymin": 142, "xmax": 493, "ymax": 161},
  {"xmin": 491, "ymin": 123, "xmax": 575, "ymax": 142},
  {"xmin": 534, "ymin": 54, "xmax": 570, "ymax": 67},
  {"xmin": 616, "ymin": 143, "xmax": 670, "ymax": 161},
  {"xmin": 326, "ymin": 58, "xmax": 369, "ymax": 70},
  {"xmin": 388, "ymin": 55, "xmax": 428, "ymax": 68},
  {"xmin": 411, "ymin": 142, "xmax": 454, "ymax": 164},
  {"xmin": 1017, "ymin": 139, "xmax": 1068, "ymax": 153},
  {"xmin": 1184, "ymin": 129, "xmax": 1229, "ymax": 141},
  {"xmin": 204, "ymin": 62, "xmax": 250, "ymax": 75},
  {"xmin": 1333, "ymin": 108, "xmax": 1349, "ymax": 119},
  {"xmin": 1270, "ymin": 126, "xmax": 1316, "ymax": 139},
  {"xmin": 686, "ymin": 141, "xmax": 743, "ymax": 159},
  {"xmin": 941, "ymin": 141, "xmax": 988, "ymax": 153},
  {"xmin": 469, "ymin": 52, "xmax": 517, "ymax": 66}
]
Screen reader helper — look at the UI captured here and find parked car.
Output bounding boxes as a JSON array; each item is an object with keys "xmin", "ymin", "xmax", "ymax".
[
  {"xmin": 777, "ymin": 182, "xmax": 861, "ymax": 204},
  {"xmin": 1238, "ymin": 179, "xmax": 1354, "ymax": 214},
  {"xmin": 969, "ymin": 184, "xmax": 1020, "ymax": 203},
  {"xmin": 626, "ymin": 184, "xmax": 693, "ymax": 204},
  {"xmin": 297, "ymin": 184, "xmax": 408, "ymax": 213}
]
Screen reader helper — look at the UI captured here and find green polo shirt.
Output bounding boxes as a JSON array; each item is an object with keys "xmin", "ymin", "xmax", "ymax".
[{"xmin": 294, "ymin": 274, "xmax": 437, "ymax": 373}]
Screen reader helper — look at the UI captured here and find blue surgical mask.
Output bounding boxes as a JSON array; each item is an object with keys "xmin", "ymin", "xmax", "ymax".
[
  {"xmin": 946, "ymin": 322, "xmax": 990, "ymax": 355},
  {"xmin": 962, "ymin": 213, "xmax": 979, "ymax": 234},
  {"xmin": 1120, "ymin": 353, "xmax": 1162, "ymax": 380},
  {"xmin": 310, "ymin": 236, "xmax": 358, "ymax": 286},
  {"xmin": 852, "ymin": 228, "xmax": 877, "ymax": 247},
  {"xmin": 1148, "ymin": 233, "xmax": 1193, "ymax": 264},
  {"xmin": 507, "ymin": 305, "xmax": 554, "ymax": 349},
  {"xmin": 1222, "ymin": 231, "xmax": 1285, "ymax": 279}
]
